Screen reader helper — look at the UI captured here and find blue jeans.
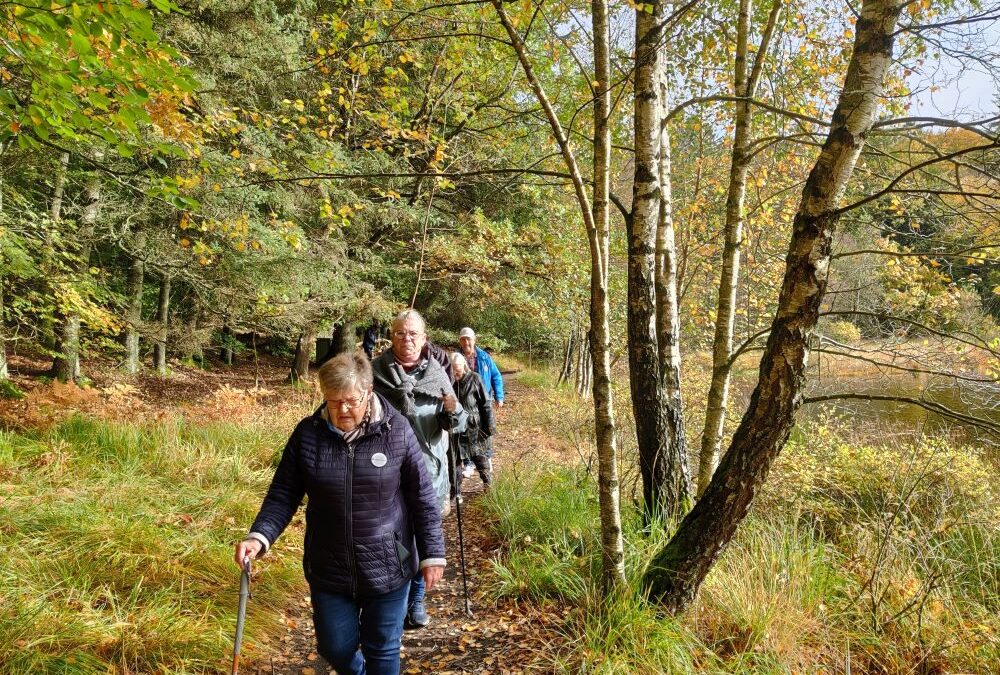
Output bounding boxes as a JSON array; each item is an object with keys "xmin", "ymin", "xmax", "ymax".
[
  {"xmin": 311, "ymin": 581, "xmax": 410, "ymax": 675},
  {"xmin": 408, "ymin": 570, "xmax": 429, "ymax": 613}
]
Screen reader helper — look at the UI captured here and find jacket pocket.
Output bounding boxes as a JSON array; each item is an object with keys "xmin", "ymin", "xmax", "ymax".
[{"xmin": 391, "ymin": 531, "xmax": 411, "ymax": 576}]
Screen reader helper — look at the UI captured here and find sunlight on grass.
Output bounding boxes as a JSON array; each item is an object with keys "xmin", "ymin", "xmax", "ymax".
[
  {"xmin": 478, "ymin": 437, "xmax": 1000, "ymax": 673},
  {"xmin": 0, "ymin": 415, "xmax": 303, "ymax": 674}
]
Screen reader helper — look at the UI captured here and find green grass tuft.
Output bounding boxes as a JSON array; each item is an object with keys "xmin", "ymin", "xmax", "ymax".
[
  {"xmin": 514, "ymin": 367, "xmax": 557, "ymax": 390},
  {"xmin": 0, "ymin": 378, "xmax": 24, "ymax": 399}
]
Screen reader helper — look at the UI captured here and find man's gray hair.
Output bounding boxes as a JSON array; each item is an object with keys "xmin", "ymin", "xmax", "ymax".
[
  {"xmin": 317, "ymin": 350, "xmax": 373, "ymax": 394},
  {"xmin": 449, "ymin": 351, "xmax": 467, "ymax": 369},
  {"xmin": 392, "ymin": 308, "xmax": 426, "ymax": 332}
]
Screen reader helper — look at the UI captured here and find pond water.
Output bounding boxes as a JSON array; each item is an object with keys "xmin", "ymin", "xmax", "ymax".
[{"xmin": 800, "ymin": 371, "xmax": 1000, "ymax": 446}]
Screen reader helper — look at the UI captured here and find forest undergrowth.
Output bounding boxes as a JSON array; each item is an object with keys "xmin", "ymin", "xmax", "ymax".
[
  {"xmin": 0, "ymin": 357, "xmax": 317, "ymax": 673},
  {"xmin": 479, "ymin": 360, "xmax": 1000, "ymax": 674},
  {"xmin": 1, "ymin": 354, "xmax": 998, "ymax": 673}
]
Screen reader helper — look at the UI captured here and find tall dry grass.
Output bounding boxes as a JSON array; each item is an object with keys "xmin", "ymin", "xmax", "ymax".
[
  {"xmin": 477, "ymin": 362, "xmax": 1000, "ymax": 673},
  {"xmin": 0, "ymin": 412, "xmax": 307, "ymax": 674}
]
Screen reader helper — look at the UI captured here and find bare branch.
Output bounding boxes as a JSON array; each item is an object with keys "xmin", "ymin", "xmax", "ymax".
[{"xmin": 802, "ymin": 393, "xmax": 1000, "ymax": 437}]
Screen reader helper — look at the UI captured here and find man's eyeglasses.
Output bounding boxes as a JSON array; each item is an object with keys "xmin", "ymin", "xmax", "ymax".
[
  {"xmin": 392, "ymin": 330, "xmax": 424, "ymax": 340},
  {"xmin": 326, "ymin": 393, "xmax": 369, "ymax": 411}
]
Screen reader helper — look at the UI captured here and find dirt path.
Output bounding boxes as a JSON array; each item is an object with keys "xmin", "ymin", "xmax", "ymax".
[{"xmin": 248, "ymin": 376, "xmax": 565, "ymax": 675}]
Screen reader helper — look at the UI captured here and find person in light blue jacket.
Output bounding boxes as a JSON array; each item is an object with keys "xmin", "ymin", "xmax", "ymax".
[{"xmin": 457, "ymin": 327, "xmax": 504, "ymax": 477}]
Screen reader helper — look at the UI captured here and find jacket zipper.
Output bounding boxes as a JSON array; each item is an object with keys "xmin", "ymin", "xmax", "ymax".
[{"xmin": 346, "ymin": 442, "xmax": 357, "ymax": 597}]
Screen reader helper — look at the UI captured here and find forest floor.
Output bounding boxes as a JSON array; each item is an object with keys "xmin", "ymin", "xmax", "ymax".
[{"xmin": 0, "ymin": 350, "xmax": 569, "ymax": 674}]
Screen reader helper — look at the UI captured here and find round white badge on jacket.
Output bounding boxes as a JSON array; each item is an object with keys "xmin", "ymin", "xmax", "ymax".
[{"xmin": 371, "ymin": 452, "xmax": 387, "ymax": 468}]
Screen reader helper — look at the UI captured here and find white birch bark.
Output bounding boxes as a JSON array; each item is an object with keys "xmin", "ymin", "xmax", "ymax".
[
  {"xmin": 698, "ymin": 0, "xmax": 783, "ymax": 495},
  {"xmin": 645, "ymin": 0, "xmax": 906, "ymax": 612},
  {"xmin": 492, "ymin": 0, "xmax": 624, "ymax": 587},
  {"xmin": 123, "ymin": 230, "xmax": 145, "ymax": 374}
]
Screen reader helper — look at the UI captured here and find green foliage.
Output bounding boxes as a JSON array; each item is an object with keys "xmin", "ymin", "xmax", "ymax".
[
  {"xmin": 0, "ymin": 378, "xmax": 24, "ymax": 399},
  {"xmin": 0, "ymin": 416, "xmax": 302, "ymax": 673},
  {"xmin": 0, "ymin": 0, "xmax": 195, "ymax": 149}
]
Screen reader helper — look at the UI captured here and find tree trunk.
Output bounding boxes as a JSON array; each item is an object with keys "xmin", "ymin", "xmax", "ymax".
[
  {"xmin": 42, "ymin": 152, "xmax": 70, "ymax": 350},
  {"xmin": 631, "ymin": 0, "xmax": 691, "ymax": 522},
  {"xmin": 698, "ymin": 0, "xmax": 783, "ymax": 496},
  {"xmin": 221, "ymin": 324, "xmax": 234, "ymax": 366},
  {"xmin": 332, "ymin": 321, "xmax": 357, "ymax": 356},
  {"xmin": 50, "ymin": 152, "xmax": 69, "ymax": 222},
  {"xmin": 493, "ymin": 0, "xmax": 624, "ymax": 588},
  {"xmin": 123, "ymin": 230, "xmax": 145, "ymax": 374},
  {"xmin": 290, "ymin": 324, "xmax": 318, "ymax": 383},
  {"xmin": 644, "ymin": 0, "xmax": 905, "ymax": 613},
  {"xmin": 0, "ymin": 145, "xmax": 7, "ymax": 382},
  {"xmin": 53, "ymin": 155, "xmax": 102, "ymax": 382},
  {"xmin": 153, "ymin": 274, "xmax": 171, "ymax": 375},
  {"xmin": 0, "ymin": 274, "xmax": 8, "ymax": 381},
  {"xmin": 558, "ymin": 327, "xmax": 577, "ymax": 386},
  {"xmin": 53, "ymin": 316, "xmax": 82, "ymax": 382},
  {"xmin": 575, "ymin": 328, "xmax": 588, "ymax": 396},
  {"xmin": 654, "ymin": 46, "xmax": 692, "ymax": 517},
  {"xmin": 591, "ymin": 0, "xmax": 625, "ymax": 589}
]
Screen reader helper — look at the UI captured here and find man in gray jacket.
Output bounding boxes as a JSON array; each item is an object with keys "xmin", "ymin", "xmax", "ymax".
[{"xmin": 372, "ymin": 308, "xmax": 467, "ymax": 629}]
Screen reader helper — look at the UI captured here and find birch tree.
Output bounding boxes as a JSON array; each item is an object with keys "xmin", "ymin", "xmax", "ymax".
[
  {"xmin": 630, "ymin": 0, "xmax": 692, "ymax": 519},
  {"xmin": 491, "ymin": 0, "xmax": 626, "ymax": 588},
  {"xmin": 123, "ymin": 230, "xmax": 146, "ymax": 374},
  {"xmin": 645, "ymin": 0, "xmax": 907, "ymax": 613},
  {"xmin": 153, "ymin": 274, "xmax": 171, "ymax": 375},
  {"xmin": 697, "ymin": 0, "xmax": 783, "ymax": 495}
]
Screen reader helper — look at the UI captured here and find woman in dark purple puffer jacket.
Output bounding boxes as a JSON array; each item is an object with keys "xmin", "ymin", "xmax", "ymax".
[{"xmin": 234, "ymin": 351, "xmax": 446, "ymax": 675}]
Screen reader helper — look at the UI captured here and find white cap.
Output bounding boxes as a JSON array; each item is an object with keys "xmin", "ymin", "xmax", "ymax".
[{"xmin": 458, "ymin": 327, "xmax": 475, "ymax": 339}]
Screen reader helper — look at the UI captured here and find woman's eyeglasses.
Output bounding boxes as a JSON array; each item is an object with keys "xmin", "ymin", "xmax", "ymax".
[
  {"xmin": 327, "ymin": 393, "xmax": 369, "ymax": 411},
  {"xmin": 392, "ymin": 330, "xmax": 424, "ymax": 340}
]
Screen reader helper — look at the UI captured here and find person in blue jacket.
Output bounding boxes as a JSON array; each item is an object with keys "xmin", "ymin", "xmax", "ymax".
[
  {"xmin": 235, "ymin": 351, "xmax": 446, "ymax": 675},
  {"xmin": 457, "ymin": 327, "xmax": 504, "ymax": 478}
]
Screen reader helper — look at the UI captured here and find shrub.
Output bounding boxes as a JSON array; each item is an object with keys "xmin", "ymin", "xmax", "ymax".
[{"xmin": 821, "ymin": 319, "xmax": 862, "ymax": 344}]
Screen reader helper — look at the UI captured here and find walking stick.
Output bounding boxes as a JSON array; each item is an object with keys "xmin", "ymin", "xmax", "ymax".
[
  {"xmin": 450, "ymin": 432, "xmax": 474, "ymax": 617},
  {"xmin": 232, "ymin": 557, "xmax": 252, "ymax": 674}
]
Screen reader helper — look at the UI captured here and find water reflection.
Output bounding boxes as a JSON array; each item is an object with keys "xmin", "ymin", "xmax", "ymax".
[{"xmin": 801, "ymin": 373, "xmax": 1000, "ymax": 446}]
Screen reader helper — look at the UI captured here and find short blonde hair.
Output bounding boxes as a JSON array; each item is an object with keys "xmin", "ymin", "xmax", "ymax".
[{"xmin": 317, "ymin": 350, "xmax": 373, "ymax": 394}]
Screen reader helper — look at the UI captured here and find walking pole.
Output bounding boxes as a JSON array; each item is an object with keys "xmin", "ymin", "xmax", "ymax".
[
  {"xmin": 232, "ymin": 557, "xmax": 252, "ymax": 674},
  {"xmin": 450, "ymin": 432, "xmax": 474, "ymax": 617}
]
